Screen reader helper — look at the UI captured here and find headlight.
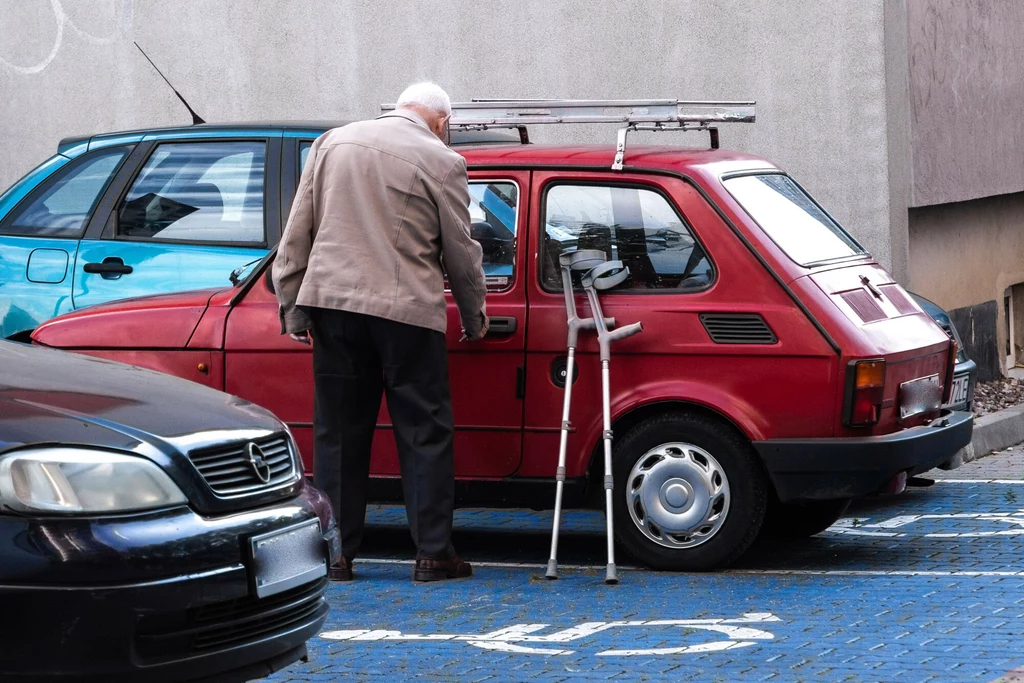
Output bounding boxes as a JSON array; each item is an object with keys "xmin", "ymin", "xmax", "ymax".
[{"xmin": 0, "ymin": 448, "xmax": 187, "ymax": 514}]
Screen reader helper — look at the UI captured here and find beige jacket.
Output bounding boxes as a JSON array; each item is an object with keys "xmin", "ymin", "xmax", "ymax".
[{"xmin": 272, "ymin": 110, "xmax": 487, "ymax": 337}]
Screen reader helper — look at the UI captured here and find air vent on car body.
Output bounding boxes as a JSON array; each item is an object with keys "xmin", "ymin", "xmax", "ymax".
[
  {"xmin": 840, "ymin": 289, "xmax": 887, "ymax": 323},
  {"xmin": 879, "ymin": 285, "xmax": 919, "ymax": 316},
  {"xmin": 699, "ymin": 313, "xmax": 777, "ymax": 344}
]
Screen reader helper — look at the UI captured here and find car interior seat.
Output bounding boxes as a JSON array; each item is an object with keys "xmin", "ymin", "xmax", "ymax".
[{"xmin": 616, "ymin": 227, "xmax": 659, "ymax": 288}]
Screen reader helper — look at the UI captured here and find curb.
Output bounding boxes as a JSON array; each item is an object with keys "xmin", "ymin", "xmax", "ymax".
[{"xmin": 956, "ymin": 403, "xmax": 1024, "ymax": 466}]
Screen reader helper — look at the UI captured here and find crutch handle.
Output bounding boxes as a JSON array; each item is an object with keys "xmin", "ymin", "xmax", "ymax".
[
  {"xmin": 578, "ymin": 316, "xmax": 616, "ymax": 331},
  {"xmin": 581, "ymin": 261, "xmax": 630, "ymax": 290},
  {"xmin": 607, "ymin": 321, "xmax": 643, "ymax": 344},
  {"xmin": 560, "ymin": 249, "xmax": 608, "ymax": 271}
]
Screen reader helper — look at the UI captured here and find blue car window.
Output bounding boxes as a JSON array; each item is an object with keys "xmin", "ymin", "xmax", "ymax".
[
  {"xmin": 0, "ymin": 148, "xmax": 128, "ymax": 239},
  {"xmin": 118, "ymin": 141, "xmax": 266, "ymax": 244},
  {"xmin": 541, "ymin": 184, "xmax": 714, "ymax": 292},
  {"xmin": 468, "ymin": 182, "xmax": 518, "ymax": 280},
  {"xmin": 299, "ymin": 141, "xmax": 313, "ymax": 173}
]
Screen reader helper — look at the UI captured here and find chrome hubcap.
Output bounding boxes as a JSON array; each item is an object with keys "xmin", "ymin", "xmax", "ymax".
[{"xmin": 626, "ymin": 442, "xmax": 730, "ymax": 549}]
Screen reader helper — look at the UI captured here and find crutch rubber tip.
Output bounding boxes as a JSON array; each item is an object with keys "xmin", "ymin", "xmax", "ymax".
[
  {"xmin": 605, "ymin": 565, "xmax": 619, "ymax": 585},
  {"xmin": 545, "ymin": 560, "xmax": 559, "ymax": 579}
]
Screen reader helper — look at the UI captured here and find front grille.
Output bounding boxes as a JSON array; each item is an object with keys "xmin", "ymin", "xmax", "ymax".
[
  {"xmin": 699, "ymin": 313, "xmax": 777, "ymax": 344},
  {"xmin": 188, "ymin": 433, "xmax": 296, "ymax": 495},
  {"xmin": 135, "ymin": 578, "xmax": 328, "ymax": 662}
]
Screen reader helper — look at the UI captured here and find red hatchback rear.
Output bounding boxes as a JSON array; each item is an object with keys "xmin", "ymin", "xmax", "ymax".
[{"xmin": 33, "ymin": 112, "xmax": 971, "ymax": 571}]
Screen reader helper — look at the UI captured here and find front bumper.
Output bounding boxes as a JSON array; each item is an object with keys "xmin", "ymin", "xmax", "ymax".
[
  {"xmin": 0, "ymin": 485, "xmax": 340, "ymax": 683},
  {"xmin": 753, "ymin": 410, "xmax": 974, "ymax": 502}
]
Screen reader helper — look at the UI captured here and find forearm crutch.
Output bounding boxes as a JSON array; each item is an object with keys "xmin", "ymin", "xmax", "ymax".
[
  {"xmin": 546, "ymin": 249, "xmax": 613, "ymax": 580},
  {"xmin": 581, "ymin": 260, "xmax": 644, "ymax": 585}
]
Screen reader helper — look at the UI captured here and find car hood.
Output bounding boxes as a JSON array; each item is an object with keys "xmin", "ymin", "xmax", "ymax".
[
  {"xmin": 0, "ymin": 341, "xmax": 282, "ymax": 454},
  {"xmin": 31, "ymin": 288, "xmax": 226, "ymax": 350}
]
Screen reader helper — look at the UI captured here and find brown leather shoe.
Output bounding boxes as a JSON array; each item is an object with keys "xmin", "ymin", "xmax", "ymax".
[
  {"xmin": 413, "ymin": 556, "xmax": 472, "ymax": 583},
  {"xmin": 328, "ymin": 557, "xmax": 353, "ymax": 582}
]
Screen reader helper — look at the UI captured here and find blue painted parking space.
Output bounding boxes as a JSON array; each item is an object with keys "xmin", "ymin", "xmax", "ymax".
[{"xmin": 271, "ymin": 481, "xmax": 1024, "ymax": 682}]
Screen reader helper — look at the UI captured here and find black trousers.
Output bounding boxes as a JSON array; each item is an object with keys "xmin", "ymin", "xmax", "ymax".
[{"xmin": 307, "ymin": 307, "xmax": 456, "ymax": 561}]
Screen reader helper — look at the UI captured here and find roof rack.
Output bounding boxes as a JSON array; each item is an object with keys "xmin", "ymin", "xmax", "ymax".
[{"xmin": 381, "ymin": 99, "xmax": 756, "ymax": 170}]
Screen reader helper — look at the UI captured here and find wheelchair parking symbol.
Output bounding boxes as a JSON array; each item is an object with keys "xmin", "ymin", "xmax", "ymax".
[
  {"xmin": 322, "ymin": 612, "xmax": 780, "ymax": 656},
  {"xmin": 828, "ymin": 510, "xmax": 1024, "ymax": 538}
]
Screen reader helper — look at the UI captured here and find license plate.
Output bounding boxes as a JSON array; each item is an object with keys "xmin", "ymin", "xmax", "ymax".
[
  {"xmin": 899, "ymin": 374, "xmax": 941, "ymax": 422},
  {"xmin": 945, "ymin": 373, "xmax": 970, "ymax": 408},
  {"xmin": 249, "ymin": 519, "xmax": 326, "ymax": 598}
]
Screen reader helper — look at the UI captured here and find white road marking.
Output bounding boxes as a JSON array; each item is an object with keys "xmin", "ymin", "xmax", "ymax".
[
  {"xmin": 355, "ymin": 557, "xmax": 646, "ymax": 570},
  {"xmin": 937, "ymin": 479, "xmax": 1024, "ymax": 484},
  {"xmin": 321, "ymin": 613, "xmax": 780, "ymax": 656},
  {"xmin": 351, "ymin": 558, "xmax": 1023, "ymax": 577},
  {"xmin": 829, "ymin": 511, "xmax": 1024, "ymax": 538},
  {"xmin": 729, "ymin": 569, "xmax": 1024, "ymax": 577}
]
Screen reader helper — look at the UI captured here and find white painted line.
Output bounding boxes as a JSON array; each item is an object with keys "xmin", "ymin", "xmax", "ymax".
[
  {"xmin": 729, "ymin": 569, "xmax": 1024, "ymax": 578},
  {"xmin": 936, "ymin": 479, "xmax": 1024, "ymax": 484},
  {"xmin": 356, "ymin": 557, "xmax": 644, "ymax": 571},
  {"xmin": 353, "ymin": 558, "xmax": 1023, "ymax": 578}
]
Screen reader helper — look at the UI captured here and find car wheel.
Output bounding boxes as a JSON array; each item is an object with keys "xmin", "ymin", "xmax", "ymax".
[
  {"xmin": 612, "ymin": 412, "xmax": 767, "ymax": 571},
  {"xmin": 760, "ymin": 497, "xmax": 851, "ymax": 539}
]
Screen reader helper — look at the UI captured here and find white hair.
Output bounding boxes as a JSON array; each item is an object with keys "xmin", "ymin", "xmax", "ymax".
[{"xmin": 396, "ymin": 82, "xmax": 452, "ymax": 115}]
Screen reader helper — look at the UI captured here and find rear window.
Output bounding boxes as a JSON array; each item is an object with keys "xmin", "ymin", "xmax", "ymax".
[{"xmin": 723, "ymin": 174, "xmax": 864, "ymax": 266}]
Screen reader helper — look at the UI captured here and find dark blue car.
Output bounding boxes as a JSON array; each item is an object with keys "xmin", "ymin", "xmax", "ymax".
[
  {"xmin": 911, "ymin": 292, "xmax": 976, "ymax": 413},
  {"xmin": 0, "ymin": 339, "xmax": 340, "ymax": 682}
]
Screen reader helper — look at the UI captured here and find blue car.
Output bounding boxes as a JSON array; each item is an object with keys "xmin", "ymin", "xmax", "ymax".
[{"xmin": 0, "ymin": 123, "xmax": 518, "ymax": 340}]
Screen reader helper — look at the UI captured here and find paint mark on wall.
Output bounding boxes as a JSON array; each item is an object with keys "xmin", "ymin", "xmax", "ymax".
[{"xmin": 0, "ymin": 0, "xmax": 127, "ymax": 75}]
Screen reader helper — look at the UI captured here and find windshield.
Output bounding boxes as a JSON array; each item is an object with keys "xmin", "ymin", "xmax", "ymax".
[{"xmin": 723, "ymin": 174, "xmax": 865, "ymax": 267}]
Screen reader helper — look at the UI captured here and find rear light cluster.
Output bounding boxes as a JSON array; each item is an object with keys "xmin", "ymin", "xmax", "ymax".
[{"xmin": 844, "ymin": 359, "xmax": 885, "ymax": 427}]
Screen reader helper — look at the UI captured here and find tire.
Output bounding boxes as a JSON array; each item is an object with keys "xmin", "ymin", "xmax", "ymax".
[
  {"xmin": 611, "ymin": 412, "xmax": 767, "ymax": 571},
  {"xmin": 760, "ymin": 497, "xmax": 851, "ymax": 539}
]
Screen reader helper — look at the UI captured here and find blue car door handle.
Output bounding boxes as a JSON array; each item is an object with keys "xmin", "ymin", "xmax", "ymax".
[{"xmin": 84, "ymin": 257, "xmax": 133, "ymax": 278}]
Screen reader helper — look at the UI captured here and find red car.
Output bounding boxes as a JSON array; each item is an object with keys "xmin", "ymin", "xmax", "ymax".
[{"xmin": 32, "ymin": 130, "xmax": 972, "ymax": 571}]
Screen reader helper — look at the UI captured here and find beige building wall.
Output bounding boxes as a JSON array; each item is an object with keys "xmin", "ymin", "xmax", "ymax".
[
  {"xmin": 904, "ymin": 0, "xmax": 1024, "ymax": 379},
  {"xmin": 906, "ymin": 0, "xmax": 1024, "ymax": 207},
  {"xmin": 909, "ymin": 192, "xmax": 1024, "ymax": 379}
]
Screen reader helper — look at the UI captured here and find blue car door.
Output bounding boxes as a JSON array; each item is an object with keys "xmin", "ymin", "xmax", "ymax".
[
  {"xmin": 0, "ymin": 146, "xmax": 132, "ymax": 339},
  {"xmin": 72, "ymin": 135, "xmax": 281, "ymax": 310}
]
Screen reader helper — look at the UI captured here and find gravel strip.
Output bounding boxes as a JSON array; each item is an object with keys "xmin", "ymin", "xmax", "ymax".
[{"xmin": 973, "ymin": 378, "xmax": 1024, "ymax": 417}]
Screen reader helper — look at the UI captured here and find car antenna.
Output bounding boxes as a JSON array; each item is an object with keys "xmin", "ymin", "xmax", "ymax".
[{"xmin": 133, "ymin": 42, "xmax": 205, "ymax": 125}]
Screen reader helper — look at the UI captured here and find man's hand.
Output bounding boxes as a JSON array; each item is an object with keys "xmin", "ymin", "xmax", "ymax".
[
  {"xmin": 460, "ymin": 315, "xmax": 489, "ymax": 342},
  {"xmin": 289, "ymin": 331, "xmax": 311, "ymax": 345}
]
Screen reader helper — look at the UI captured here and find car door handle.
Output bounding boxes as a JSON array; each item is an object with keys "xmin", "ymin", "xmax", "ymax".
[
  {"xmin": 84, "ymin": 259, "xmax": 133, "ymax": 275},
  {"xmin": 487, "ymin": 316, "xmax": 518, "ymax": 336}
]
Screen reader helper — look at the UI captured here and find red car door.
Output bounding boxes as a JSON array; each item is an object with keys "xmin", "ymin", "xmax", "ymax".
[
  {"xmin": 521, "ymin": 169, "xmax": 837, "ymax": 483},
  {"xmin": 222, "ymin": 170, "xmax": 529, "ymax": 479}
]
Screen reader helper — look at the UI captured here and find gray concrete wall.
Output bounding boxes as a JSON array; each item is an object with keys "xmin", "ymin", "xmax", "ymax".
[
  {"xmin": 883, "ymin": 0, "xmax": 913, "ymax": 288},
  {"xmin": 0, "ymin": 0, "xmax": 900, "ymax": 274},
  {"xmin": 907, "ymin": 0, "xmax": 1024, "ymax": 207}
]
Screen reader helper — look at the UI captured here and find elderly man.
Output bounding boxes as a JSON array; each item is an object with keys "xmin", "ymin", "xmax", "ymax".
[{"xmin": 273, "ymin": 83, "xmax": 488, "ymax": 583}]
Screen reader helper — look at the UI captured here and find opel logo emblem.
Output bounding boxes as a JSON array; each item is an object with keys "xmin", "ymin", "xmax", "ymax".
[{"xmin": 246, "ymin": 442, "xmax": 272, "ymax": 484}]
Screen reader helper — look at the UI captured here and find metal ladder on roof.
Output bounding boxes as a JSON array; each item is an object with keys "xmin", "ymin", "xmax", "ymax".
[{"xmin": 381, "ymin": 99, "xmax": 756, "ymax": 170}]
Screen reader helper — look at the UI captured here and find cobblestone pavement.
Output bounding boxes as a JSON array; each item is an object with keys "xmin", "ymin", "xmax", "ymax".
[{"xmin": 271, "ymin": 451, "xmax": 1024, "ymax": 682}]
